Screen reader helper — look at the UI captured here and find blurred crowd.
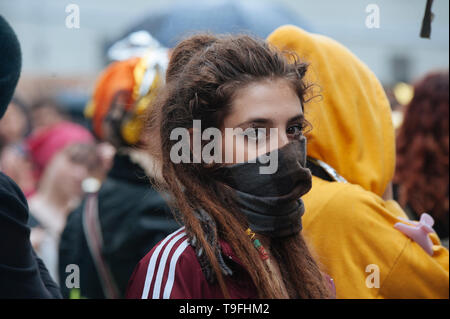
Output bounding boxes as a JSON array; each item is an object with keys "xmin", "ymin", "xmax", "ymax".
[{"xmin": 0, "ymin": 96, "xmax": 110, "ymax": 281}]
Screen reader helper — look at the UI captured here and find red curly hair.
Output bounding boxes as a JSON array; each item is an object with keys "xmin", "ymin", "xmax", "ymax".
[{"xmin": 395, "ymin": 70, "xmax": 449, "ymax": 221}]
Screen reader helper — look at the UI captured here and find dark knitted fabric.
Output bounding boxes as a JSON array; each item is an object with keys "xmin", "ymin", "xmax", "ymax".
[{"xmin": 0, "ymin": 15, "xmax": 22, "ymax": 119}]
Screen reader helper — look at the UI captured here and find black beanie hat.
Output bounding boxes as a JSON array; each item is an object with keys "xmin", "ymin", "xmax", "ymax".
[{"xmin": 0, "ymin": 15, "xmax": 22, "ymax": 119}]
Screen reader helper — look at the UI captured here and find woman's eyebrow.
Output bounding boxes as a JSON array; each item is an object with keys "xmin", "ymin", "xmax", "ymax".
[
  {"xmin": 287, "ymin": 114, "xmax": 305, "ymax": 124},
  {"xmin": 234, "ymin": 114, "xmax": 304, "ymax": 128},
  {"xmin": 235, "ymin": 118, "xmax": 273, "ymax": 128}
]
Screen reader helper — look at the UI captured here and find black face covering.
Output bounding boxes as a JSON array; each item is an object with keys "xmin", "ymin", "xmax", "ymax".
[{"xmin": 216, "ymin": 136, "xmax": 312, "ymax": 238}]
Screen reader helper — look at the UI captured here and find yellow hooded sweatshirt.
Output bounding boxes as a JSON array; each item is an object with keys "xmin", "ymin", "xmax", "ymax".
[{"xmin": 268, "ymin": 25, "xmax": 449, "ymax": 299}]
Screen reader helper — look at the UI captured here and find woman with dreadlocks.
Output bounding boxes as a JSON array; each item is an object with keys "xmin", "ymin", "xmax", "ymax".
[{"xmin": 126, "ymin": 34, "xmax": 335, "ymax": 299}]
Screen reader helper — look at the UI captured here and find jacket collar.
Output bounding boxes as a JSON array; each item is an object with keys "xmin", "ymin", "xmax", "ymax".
[{"xmin": 107, "ymin": 153, "xmax": 150, "ymax": 186}]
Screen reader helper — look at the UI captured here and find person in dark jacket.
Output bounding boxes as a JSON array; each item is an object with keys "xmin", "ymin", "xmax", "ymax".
[
  {"xmin": 0, "ymin": 173, "xmax": 61, "ymax": 298},
  {"xmin": 58, "ymin": 51, "xmax": 180, "ymax": 299},
  {"xmin": 0, "ymin": 14, "xmax": 61, "ymax": 299}
]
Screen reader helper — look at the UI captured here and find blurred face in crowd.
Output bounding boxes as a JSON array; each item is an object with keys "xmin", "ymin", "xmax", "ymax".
[
  {"xmin": 31, "ymin": 102, "xmax": 65, "ymax": 132},
  {"xmin": 0, "ymin": 101, "xmax": 28, "ymax": 145},
  {"xmin": 39, "ymin": 143, "xmax": 101, "ymax": 202},
  {"xmin": 0, "ymin": 145, "xmax": 35, "ymax": 195},
  {"xmin": 221, "ymin": 78, "xmax": 305, "ymax": 163},
  {"xmin": 96, "ymin": 141, "xmax": 116, "ymax": 174}
]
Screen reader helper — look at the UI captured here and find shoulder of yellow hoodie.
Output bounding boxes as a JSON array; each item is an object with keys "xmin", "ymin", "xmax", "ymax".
[{"xmin": 303, "ymin": 176, "xmax": 449, "ymax": 299}]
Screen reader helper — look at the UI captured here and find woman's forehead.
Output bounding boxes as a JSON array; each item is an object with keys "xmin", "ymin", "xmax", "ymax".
[{"xmin": 225, "ymin": 78, "xmax": 303, "ymax": 126}]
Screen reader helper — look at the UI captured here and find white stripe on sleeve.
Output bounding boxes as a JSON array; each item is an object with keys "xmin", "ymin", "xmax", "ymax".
[
  {"xmin": 152, "ymin": 231, "xmax": 187, "ymax": 299},
  {"xmin": 162, "ymin": 238, "xmax": 190, "ymax": 299},
  {"xmin": 141, "ymin": 227, "xmax": 185, "ymax": 299}
]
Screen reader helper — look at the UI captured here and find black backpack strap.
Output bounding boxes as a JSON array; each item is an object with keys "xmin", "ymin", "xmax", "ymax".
[{"xmin": 306, "ymin": 157, "xmax": 348, "ymax": 183}]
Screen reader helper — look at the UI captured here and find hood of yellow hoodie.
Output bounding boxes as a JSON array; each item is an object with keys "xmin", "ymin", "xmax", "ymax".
[{"xmin": 267, "ymin": 25, "xmax": 395, "ymax": 197}]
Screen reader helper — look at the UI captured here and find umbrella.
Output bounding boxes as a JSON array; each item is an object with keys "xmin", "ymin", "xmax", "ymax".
[{"xmin": 107, "ymin": 0, "xmax": 312, "ymax": 51}]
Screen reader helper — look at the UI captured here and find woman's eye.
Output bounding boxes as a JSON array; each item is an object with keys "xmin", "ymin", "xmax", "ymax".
[{"xmin": 286, "ymin": 124, "xmax": 304, "ymax": 137}]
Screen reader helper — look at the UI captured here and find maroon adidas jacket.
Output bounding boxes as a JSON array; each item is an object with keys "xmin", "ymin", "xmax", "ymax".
[{"xmin": 126, "ymin": 227, "xmax": 335, "ymax": 299}]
